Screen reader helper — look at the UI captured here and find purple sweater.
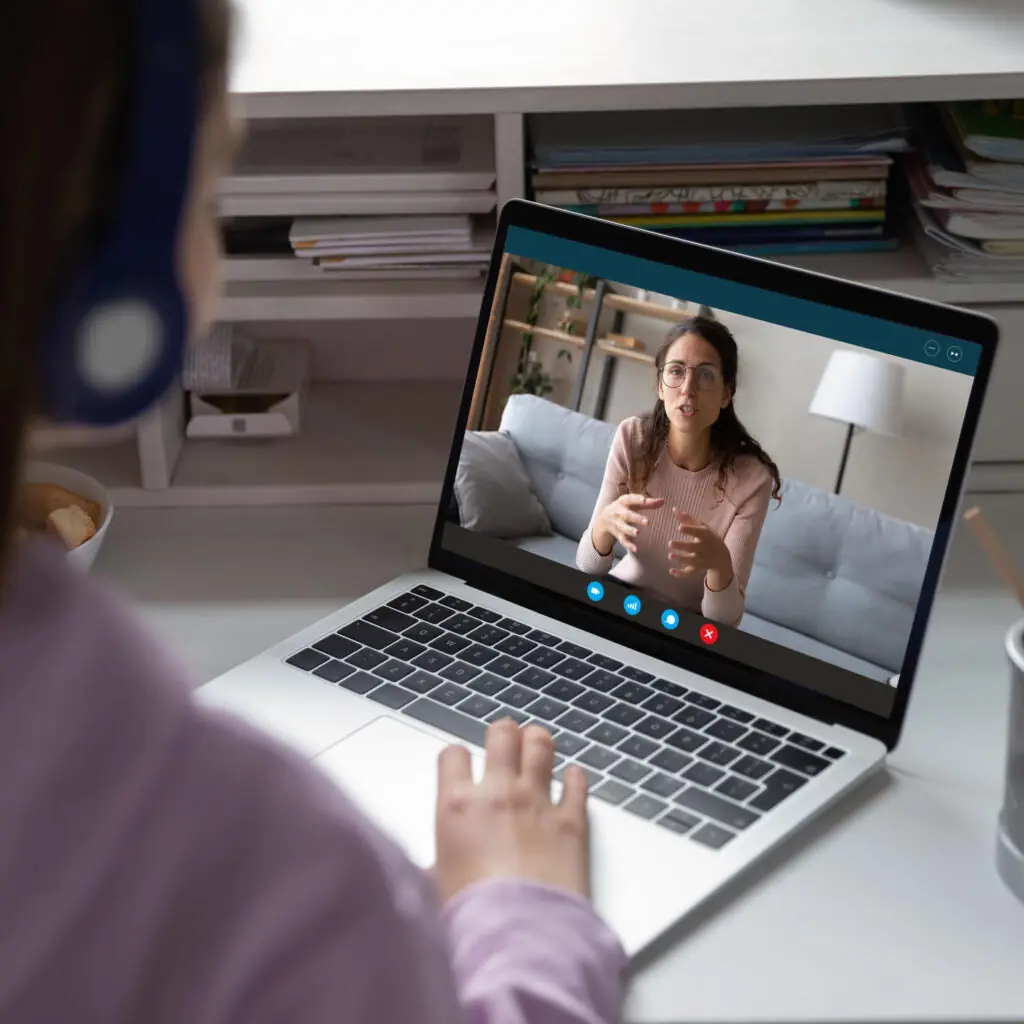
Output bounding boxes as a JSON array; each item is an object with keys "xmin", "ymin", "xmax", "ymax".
[{"xmin": 0, "ymin": 541, "xmax": 627, "ymax": 1022}]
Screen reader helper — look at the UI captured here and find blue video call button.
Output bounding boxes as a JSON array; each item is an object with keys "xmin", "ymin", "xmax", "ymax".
[
  {"xmin": 586, "ymin": 580, "xmax": 604, "ymax": 602},
  {"xmin": 661, "ymin": 608, "xmax": 680, "ymax": 630},
  {"xmin": 623, "ymin": 594, "xmax": 642, "ymax": 616}
]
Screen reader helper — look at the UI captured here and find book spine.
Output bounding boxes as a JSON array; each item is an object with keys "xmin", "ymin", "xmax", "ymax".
[
  {"xmin": 534, "ymin": 181, "xmax": 887, "ymax": 206},
  {"xmin": 553, "ymin": 196, "xmax": 884, "ymax": 216}
]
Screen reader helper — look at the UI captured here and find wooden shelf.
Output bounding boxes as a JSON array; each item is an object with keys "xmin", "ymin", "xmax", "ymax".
[
  {"xmin": 512, "ymin": 273, "xmax": 685, "ymax": 322},
  {"xmin": 504, "ymin": 317, "xmax": 655, "ymax": 365}
]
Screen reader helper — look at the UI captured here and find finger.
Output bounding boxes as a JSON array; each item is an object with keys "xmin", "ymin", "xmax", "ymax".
[
  {"xmin": 484, "ymin": 717, "xmax": 522, "ymax": 780},
  {"xmin": 559, "ymin": 764, "xmax": 590, "ymax": 816},
  {"xmin": 622, "ymin": 510, "xmax": 649, "ymax": 528},
  {"xmin": 623, "ymin": 493, "xmax": 664, "ymax": 509},
  {"xmin": 437, "ymin": 744, "xmax": 472, "ymax": 797},
  {"xmin": 670, "ymin": 565, "xmax": 700, "ymax": 577},
  {"xmin": 612, "ymin": 527, "xmax": 638, "ymax": 554},
  {"xmin": 667, "ymin": 538, "xmax": 701, "ymax": 551},
  {"xmin": 521, "ymin": 725, "xmax": 555, "ymax": 790}
]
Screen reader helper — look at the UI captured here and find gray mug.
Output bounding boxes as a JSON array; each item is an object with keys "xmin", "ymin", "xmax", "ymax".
[{"xmin": 997, "ymin": 620, "xmax": 1024, "ymax": 903}]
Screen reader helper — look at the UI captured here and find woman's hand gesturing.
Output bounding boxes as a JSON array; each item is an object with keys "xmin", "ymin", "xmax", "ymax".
[
  {"xmin": 592, "ymin": 493, "xmax": 665, "ymax": 557},
  {"xmin": 667, "ymin": 509, "xmax": 734, "ymax": 592}
]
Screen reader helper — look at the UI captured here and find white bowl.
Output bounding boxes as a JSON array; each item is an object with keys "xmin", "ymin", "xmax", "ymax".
[{"xmin": 23, "ymin": 461, "xmax": 114, "ymax": 571}]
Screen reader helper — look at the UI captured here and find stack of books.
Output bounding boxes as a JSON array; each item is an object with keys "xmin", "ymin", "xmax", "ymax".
[
  {"xmin": 527, "ymin": 106, "xmax": 909, "ymax": 256},
  {"xmin": 219, "ymin": 116, "xmax": 497, "ymax": 282},
  {"xmin": 904, "ymin": 101, "xmax": 1024, "ymax": 282}
]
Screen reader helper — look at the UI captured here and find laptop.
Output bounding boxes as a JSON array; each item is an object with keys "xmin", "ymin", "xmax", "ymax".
[{"xmin": 197, "ymin": 199, "xmax": 997, "ymax": 957}]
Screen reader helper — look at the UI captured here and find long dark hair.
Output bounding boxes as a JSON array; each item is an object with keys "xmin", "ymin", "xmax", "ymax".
[
  {"xmin": 0, "ymin": 0, "xmax": 231, "ymax": 576},
  {"xmin": 628, "ymin": 315, "xmax": 783, "ymax": 503}
]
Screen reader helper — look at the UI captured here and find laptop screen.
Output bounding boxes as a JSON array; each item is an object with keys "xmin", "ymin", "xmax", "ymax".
[{"xmin": 437, "ymin": 213, "xmax": 987, "ymax": 723}]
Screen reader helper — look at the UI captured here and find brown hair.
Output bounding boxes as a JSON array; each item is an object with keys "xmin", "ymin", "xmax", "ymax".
[
  {"xmin": 628, "ymin": 315, "xmax": 783, "ymax": 503},
  {"xmin": 0, "ymin": 0, "xmax": 231, "ymax": 573}
]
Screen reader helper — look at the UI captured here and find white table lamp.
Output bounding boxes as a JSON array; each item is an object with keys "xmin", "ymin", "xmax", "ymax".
[{"xmin": 809, "ymin": 349, "xmax": 905, "ymax": 495}]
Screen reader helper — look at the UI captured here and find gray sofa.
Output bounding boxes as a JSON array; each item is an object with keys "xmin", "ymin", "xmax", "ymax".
[{"xmin": 492, "ymin": 394, "xmax": 934, "ymax": 682}]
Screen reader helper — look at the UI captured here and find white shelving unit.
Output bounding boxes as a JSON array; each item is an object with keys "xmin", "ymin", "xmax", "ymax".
[{"xmin": 45, "ymin": 0, "xmax": 1024, "ymax": 505}]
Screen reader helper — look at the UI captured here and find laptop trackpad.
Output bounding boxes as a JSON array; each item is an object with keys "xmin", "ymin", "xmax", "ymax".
[{"xmin": 313, "ymin": 715, "xmax": 478, "ymax": 868}]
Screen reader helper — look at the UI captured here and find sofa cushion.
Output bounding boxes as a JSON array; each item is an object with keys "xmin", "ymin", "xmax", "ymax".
[
  {"xmin": 454, "ymin": 430, "xmax": 552, "ymax": 539},
  {"xmin": 744, "ymin": 478, "xmax": 933, "ymax": 674}
]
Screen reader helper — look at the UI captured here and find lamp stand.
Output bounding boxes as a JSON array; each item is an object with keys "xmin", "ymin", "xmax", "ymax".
[{"xmin": 834, "ymin": 422, "xmax": 856, "ymax": 495}]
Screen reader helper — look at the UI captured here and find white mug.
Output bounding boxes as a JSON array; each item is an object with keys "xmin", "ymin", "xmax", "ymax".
[{"xmin": 997, "ymin": 620, "xmax": 1024, "ymax": 903}]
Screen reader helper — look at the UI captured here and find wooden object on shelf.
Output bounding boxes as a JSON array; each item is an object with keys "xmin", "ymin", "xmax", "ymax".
[
  {"xmin": 604, "ymin": 333, "xmax": 643, "ymax": 350},
  {"xmin": 511, "ymin": 272, "xmax": 687, "ymax": 323}
]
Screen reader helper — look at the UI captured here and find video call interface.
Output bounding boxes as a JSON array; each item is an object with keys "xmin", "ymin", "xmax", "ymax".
[{"xmin": 442, "ymin": 225, "xmax": 982, "ymax": 718}]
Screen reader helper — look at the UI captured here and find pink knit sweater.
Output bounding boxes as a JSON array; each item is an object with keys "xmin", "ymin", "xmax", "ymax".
[{"xmin": 576, "ymin": 417, "xmax": 774, "ymax": 626}]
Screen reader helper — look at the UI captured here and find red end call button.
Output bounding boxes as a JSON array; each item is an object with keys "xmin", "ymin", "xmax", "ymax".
[{"xmin": 700, "ymin": 623, "xmax": 719, "ymax": 645}]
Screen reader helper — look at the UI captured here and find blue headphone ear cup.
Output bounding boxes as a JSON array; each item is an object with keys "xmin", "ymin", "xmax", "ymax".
[{"xmin": 41, "ymin": 0, "xmax": 199, "ymax": 426}]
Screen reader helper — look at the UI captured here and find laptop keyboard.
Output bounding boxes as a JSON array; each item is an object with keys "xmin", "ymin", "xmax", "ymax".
[{"xmin": 284, "ymin": 584, "xmax": 847, "ymax": 851}]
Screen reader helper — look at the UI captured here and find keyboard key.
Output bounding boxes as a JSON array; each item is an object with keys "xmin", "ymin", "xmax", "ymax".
[
  {"xmin": 583, "ymin": 669, "xmax": 621, "ymax": 693},
  {"xmin": 412, "ymin": 650, "xmax": 453, "ymax": 674},
  {"xmin": 432, "ymin": 633, "xmax": 471, "ymax": 655},
  {"xmin": 788, "ymin": 732, "xmax": 826, "ymax": 752},
  {"xmin": 588, "ymin": 653, "xmax": 623, "ymax": 671},
  {"xmin": 404, "ymin": 698, "xmax": 487, "ymax": 746},
  {"xmin": 557, "ymin": 640, "xmax": 591, "ymax": 660},
  {"xmin": 579, "ymin": 746, "xmax": 621, "ymax": 771},
  {"xmin": 527, "ymin": 629, "xmax": 561, "ymax": 648},
  {"xmin": 555, "ymin": 708, "xmax": 598, "ymax": 734},
  {"xmin": 373, "ymin": 660, "xmax": 415, "ymax": 682},
  {"xmin": 412, "ymin": 584, "xmax": 444, "ymax": 600},
  {"xmin": 365, "ymin": 607, "xmax": 416, "ymax": 634},
  {"xmin": 611, "ymin": 681, "xmax": 654, "ymax": 705},
  {"xmin": 586, "ymin": 721, "xmax": 628, "ymax": 747},
  {"xmin": 388, "ymin": 592, "xmax": 428, "ymax": 614},
  {"xmin": 623, "ymin": 794, "xmax": 667, "ymax": 820},
  {"xmin": 524, "ymin": 647, "xmax": 565, "ymax": 669},
  {"xmin": 752, "ymin": 717, "xmax": 789, "ymax": 738},
  {"xmin": 517, "ymin": 666, "xmax": 553, "ymax": 688},
  {"xmin": 441, "ymin": 595, "xmax": 473, "ymax": 612},
  {"xmin": 487, "ymin": 655, "xmax": 527, "ymax": 678},
  {"xmin": 495, "ymin": 636, "xmax": 536, "ymax": 658},
  {"xmin": 369, "ymin": 683, "xmax": 415, "ymax": 709},
  {"xmin": 287, "ymin": 648, "xmax": 329, "ymax": 671},
  {"xmin": 456, "ymin": 693, "xmax": 500, "ymax": 719},
  {"xmin": 415, "ymin": 603, "xmax": 455, "ymax": 625},
  {"xmin": 555, "ymin": 763, "xmax": 602, "ymax": 788},
  {"xmin": 657, "ymin": 808, "xmax": 702, "ymax": 835},
  {"xmin": 770, "ymin": 745, "xmax": 831, "ymax": 777},
  {"xmin": 748, "ymin": 768, "xmax": 808, "ymax": 811},
  {"xmin": 732, "ymin": 755, "xmax": 773, "ymax": 780},
  {"xmin": 619, "ymin": 666, "xmax": 655, "ymax": 684},
  {"xmin": 544, "ymin": 678, "xmax": 585, "ymax": 703},
  {"xmin": 685, "ymin": 692, "xmax": 721, "ymax": 710},
  {"xmin": 384, "ymin": 639, "xmax": 427, "ymax": 663},
  {"xmin": 438, "ymin": 660, "xmax": 479, "ymax": 684},
  {"xmin": 737, "ymin": 731, "xmax": 781, "ymax": 756},
  {"xmin": 498, "ymin": 684, "xmax": 536, "ymax": 709},
  {"xmin": 618, "ymin": 734, "xmax": 658, "ymax": 759},
  {"xmin": 525, "ymin": 696, "xmax": 569, "ymax": 722},
  {"xmin": 823, "ymin": 746, "xmax": 846, "ymax": 760},
  {"xmin": 400, "ymin": 670, "xmax": 439, "ymax": 695},
  {"xmin": 467, "ymin": 606, "xmax": 502, "ymax": 624},
  {"xmin": 650, "ymin": 748, "xmax": 693, "ymax": 774},
  {"xmin": 341, "ymin": 620, "xmax": 399, "ymax": 650},
  {"xmin": 444, "ymin": 614, "xmax": 482, "ymax": 635},
  {"xmin": 716, "ymin": 776, "xmax": 759, "ymax": 802},
  {"xmin": 339, "ymin": 671, "xmax": 381, "ymax": 696},
  {"xmin": 553, "ymin": 658, "xmax": 596, "ymax": 681},
  {"xmin": 641, "ymin": 772, "xmax": 684, "ymax": 798},
  {"xmin": 690, "ymin": 823, "xmax": 736, "ymax": 849},
  {"xmin": 312, "ymin": 634, "xmax": 359, "ymax": 660},
  {"xmin": 602, "ymin": 703, "xmax": 644, "ymax": 727},
  {"xmin": 457, "ymin": 644, "xmax": 500, "ymax": 668},
  {"xmin": 696, "ymin": 742, "xmax": 741, "ymax": 767},
  {"xmin": 575, "ymin": 691, "xmax": 615, "ymax": 715},
  {"xmin": 683, "ymin": 762, "xmax": 726, "ymax": 787},
  {"xmin": 718, "ymin": 704, "xmax": 755, "ymax": 724},
  {"xmin": 497, "ymin": 617, "xmax": 530, "ymax": 635},
  {"xmin": 652, "ymin": 678, "xmax": 688, "ymax": 698},
  {"xmin": 592, "ymin": 779, "xmax": 633, "ymax": 805},
  {"xmin": 704, "ymin": 718, "xmax": 748, "ymax": 743},
  {"xmin": 554, "ymin": 733, "xmax": 589, "ymax": 757},
  {"xmin": 634, "ymin": 716, "xmax": 676, "ymax": 741},
  {"xmin": 313, "ymin": 659, "xmax": 356, "ymax": 683},
  {"xmin": 610, "ymin": 758, "xmax": 653, "ymax": 784},
  {"xmin": 430, "ymin": 682, "xmax": 471, "ymax": 706},
  {"xmin": 404, "ymin": 622, "xmax": 444, "ymax": 645},
  {"xmin": 468, "ymin": 624, "xmax": 509, "ymax": 647},
  {"xmin": 348, "ymin": 648, "xmax": 387, "ymax": 670},
  {"xmin": 674, "ymin": 787, "xmax": 760, "ymax": 831},
  {"xmin": 665, "ymin": 727, "xmax": 709, "ymax": 753},
  {"xmin": 488, "ymin": 707, "xmax": 528, "ymax": 726},
  {"xmin": 466, "ymin": 673, "xmax": 509, "ymax": 698},
  {"xmin": 642, "ymin": 693, "xmax": 684, "ymax": 717},
  {"xmin": 675, "ymin": 705, "xmax": 715, "ymax": 729}
]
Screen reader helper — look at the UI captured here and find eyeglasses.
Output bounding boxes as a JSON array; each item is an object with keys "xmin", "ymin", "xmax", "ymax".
[{"xmin": 660, "ymin": 363, "xmax": 723, "ymax": 391}]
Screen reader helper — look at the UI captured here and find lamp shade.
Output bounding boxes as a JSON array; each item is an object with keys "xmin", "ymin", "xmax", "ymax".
[{"xmin": 809, "ymin": 349, "xmax": 905, "ymax": 437}]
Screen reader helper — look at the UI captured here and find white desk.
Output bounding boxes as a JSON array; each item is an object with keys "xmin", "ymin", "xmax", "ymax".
[{"xmin": 93, "ymin": 495, "xmax": 1024, "ymax": 1022}]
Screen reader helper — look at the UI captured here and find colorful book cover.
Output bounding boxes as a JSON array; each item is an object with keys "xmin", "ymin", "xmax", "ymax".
[
  {"xmin": 533, "ymin": 180, "xmax": 887, "ymax": 207},
  {"xmin": 608, "ymin": 208, "xmax": 885, "ymax": 229},
  {"xmin": 553, "ymin": 197, "xmax": 883, "ymax": 217}
]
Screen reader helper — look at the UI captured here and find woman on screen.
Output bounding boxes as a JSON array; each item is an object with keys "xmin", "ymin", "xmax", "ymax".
[{"xmin": 576, "ymin": 315, "xmax": 782, "ymax": 627}]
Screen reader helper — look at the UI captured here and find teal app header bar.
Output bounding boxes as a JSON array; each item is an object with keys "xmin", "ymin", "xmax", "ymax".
[{"xmin": 505, "ymin": 226, "xmax": 980, "ymax": 376}]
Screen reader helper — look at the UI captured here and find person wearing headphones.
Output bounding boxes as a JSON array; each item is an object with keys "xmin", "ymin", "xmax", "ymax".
[{"xmin": 0, "ymin": 2, "xmax": 625, "ymax": 1021}]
